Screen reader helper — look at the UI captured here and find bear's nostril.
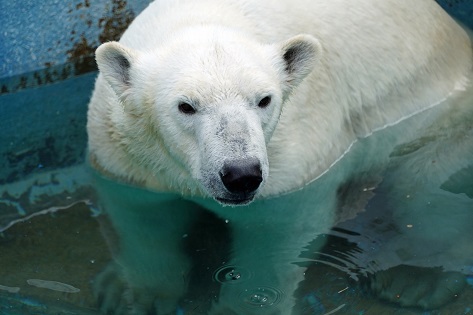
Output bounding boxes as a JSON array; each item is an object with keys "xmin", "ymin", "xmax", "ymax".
[{"xmin": 220, "ymin": 158, "xmax": 263, "ymax": 194}]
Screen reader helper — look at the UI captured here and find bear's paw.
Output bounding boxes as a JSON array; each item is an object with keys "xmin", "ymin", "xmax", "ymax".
[{"xmin": 366, "ymin": 265, "xmax": 466, "ymax": 309}]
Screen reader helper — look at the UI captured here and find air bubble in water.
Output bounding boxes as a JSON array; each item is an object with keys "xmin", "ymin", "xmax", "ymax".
[
  {"xmin": 239, "ymin": 286, "xmax": 283, "ymax": 309},
  {"xmin": 214, "ymin": 265, "xmax": 251, "ymax": 284},
  {"xmin": 249, "ymin": 293, "xmax": 268, "ymax": 304},
  {"xmin": 225, "ymin": 270, "xmax": 241, "ymax": 281}
]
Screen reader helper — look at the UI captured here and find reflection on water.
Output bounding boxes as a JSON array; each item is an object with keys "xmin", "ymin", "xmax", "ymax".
[{"xmin": 87, "ymin": 82, "xmax": 473, "ymax": 314}]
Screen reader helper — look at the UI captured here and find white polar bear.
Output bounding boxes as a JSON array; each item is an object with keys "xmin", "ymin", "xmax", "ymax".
[{"xmin": 87, "ymin": 0, "xmax": 473, "ymax": 313}]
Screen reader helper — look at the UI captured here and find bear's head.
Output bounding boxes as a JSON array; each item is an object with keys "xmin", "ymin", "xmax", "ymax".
[{"xmin": 95, "ymin": 28, "xmax": 321, "ymax": 205}]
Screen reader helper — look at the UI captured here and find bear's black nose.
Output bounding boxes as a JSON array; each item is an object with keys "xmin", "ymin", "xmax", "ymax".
[{"xmin": 220, "ymin": 158, "xmax": 263, "ymax": 194}]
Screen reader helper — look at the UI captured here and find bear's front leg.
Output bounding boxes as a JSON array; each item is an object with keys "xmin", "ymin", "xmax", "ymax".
[
  {"xmin": 366, "ymin": 265, "xmax": 466, "ymax": 309},
  {"xmin": 208, "ymin": 204, "xmax": 335, "ymax": 315},
  {"xmin": 209, "ymin": 227, "xmax": 306, "ymax": 315},
  {"xmin": 362, "ymin": 144, "xmax": 473, "ymax": 309},
  {"xmin": 92, "ymin": 175, "xmax": 202, "ymax": 314},
  {"xmin": 93, "ymin": 253, "xmax": 190, "ymax": 315}
]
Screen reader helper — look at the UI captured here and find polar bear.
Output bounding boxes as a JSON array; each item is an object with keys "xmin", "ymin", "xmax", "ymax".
[{"xmin": 87, "ymin": 0, "xmax": 473, "ymax": 314}]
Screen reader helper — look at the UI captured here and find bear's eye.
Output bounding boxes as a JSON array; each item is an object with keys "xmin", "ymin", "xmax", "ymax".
[
  {"xmin": 257, "ymin": 96, "xmax": 271, "ymax": 108},
  {"xmin": 178, "ymin": 102, "xmax": 196, "ymax": 115}
]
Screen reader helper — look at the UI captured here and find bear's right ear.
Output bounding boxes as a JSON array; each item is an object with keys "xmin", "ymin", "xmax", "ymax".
[
  {"xmin": 95, "ymin": 42, "xmax": 138, "ymax": 97},
  {"xmin": 278, "ymin": 34, "xmax": 322, "ymax": 90}
]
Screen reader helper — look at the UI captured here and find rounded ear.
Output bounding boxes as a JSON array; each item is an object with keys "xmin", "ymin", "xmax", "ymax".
[
  {"xmin": 278, "ymin": 34, "xmax": 322, "ymax": 89},
  {"xmin": 96, "ymin": 42, "xmax": 138, "ymax": 97}
]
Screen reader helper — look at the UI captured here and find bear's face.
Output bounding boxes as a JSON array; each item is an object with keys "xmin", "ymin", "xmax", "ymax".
[{"xmin": 95, "ymin": 30, "xmax": 321, "ymax": 205}]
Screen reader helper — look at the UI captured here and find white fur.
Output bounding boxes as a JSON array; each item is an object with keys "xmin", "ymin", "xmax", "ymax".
[{"xmin": 88, "ymin": 0, "xmax": 472, "ymax": 203}]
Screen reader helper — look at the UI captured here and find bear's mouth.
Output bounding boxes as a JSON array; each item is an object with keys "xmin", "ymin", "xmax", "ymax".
[{"xmin": 215, "ymin": 196, "xmax": 255, "ymax": 206}]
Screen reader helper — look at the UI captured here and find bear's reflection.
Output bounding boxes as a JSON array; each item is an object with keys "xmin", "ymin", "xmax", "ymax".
[{"xmin": 91, "ymin": 93, "xmax": 473, "ymax": 315}]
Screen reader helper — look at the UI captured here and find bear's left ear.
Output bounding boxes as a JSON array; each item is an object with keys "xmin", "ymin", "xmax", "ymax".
[
  {"xmin": 96, "ymin": 41, "xmax": 139, "ymax": 97},
  {"xmin": 277, "ymin": 34, "xmax": 322, "ymax": 89}
]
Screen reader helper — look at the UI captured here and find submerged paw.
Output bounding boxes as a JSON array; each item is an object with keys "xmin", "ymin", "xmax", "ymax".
[
  {"xmin": 93, "ymin": 262, "xmax": 181, "ymax": 315},
  {"xmin": 367, "ymin": 265, "xmax": 466, "ymax": 309},
  {"xmin": 93, "ymin": 262, "xmax": 130, "ymax": 315}
]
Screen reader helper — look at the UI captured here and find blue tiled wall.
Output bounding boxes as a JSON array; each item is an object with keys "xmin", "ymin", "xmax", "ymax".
[{"xmin": 0, "ymin": 0, "xmax": 153, "ymax": 94}]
